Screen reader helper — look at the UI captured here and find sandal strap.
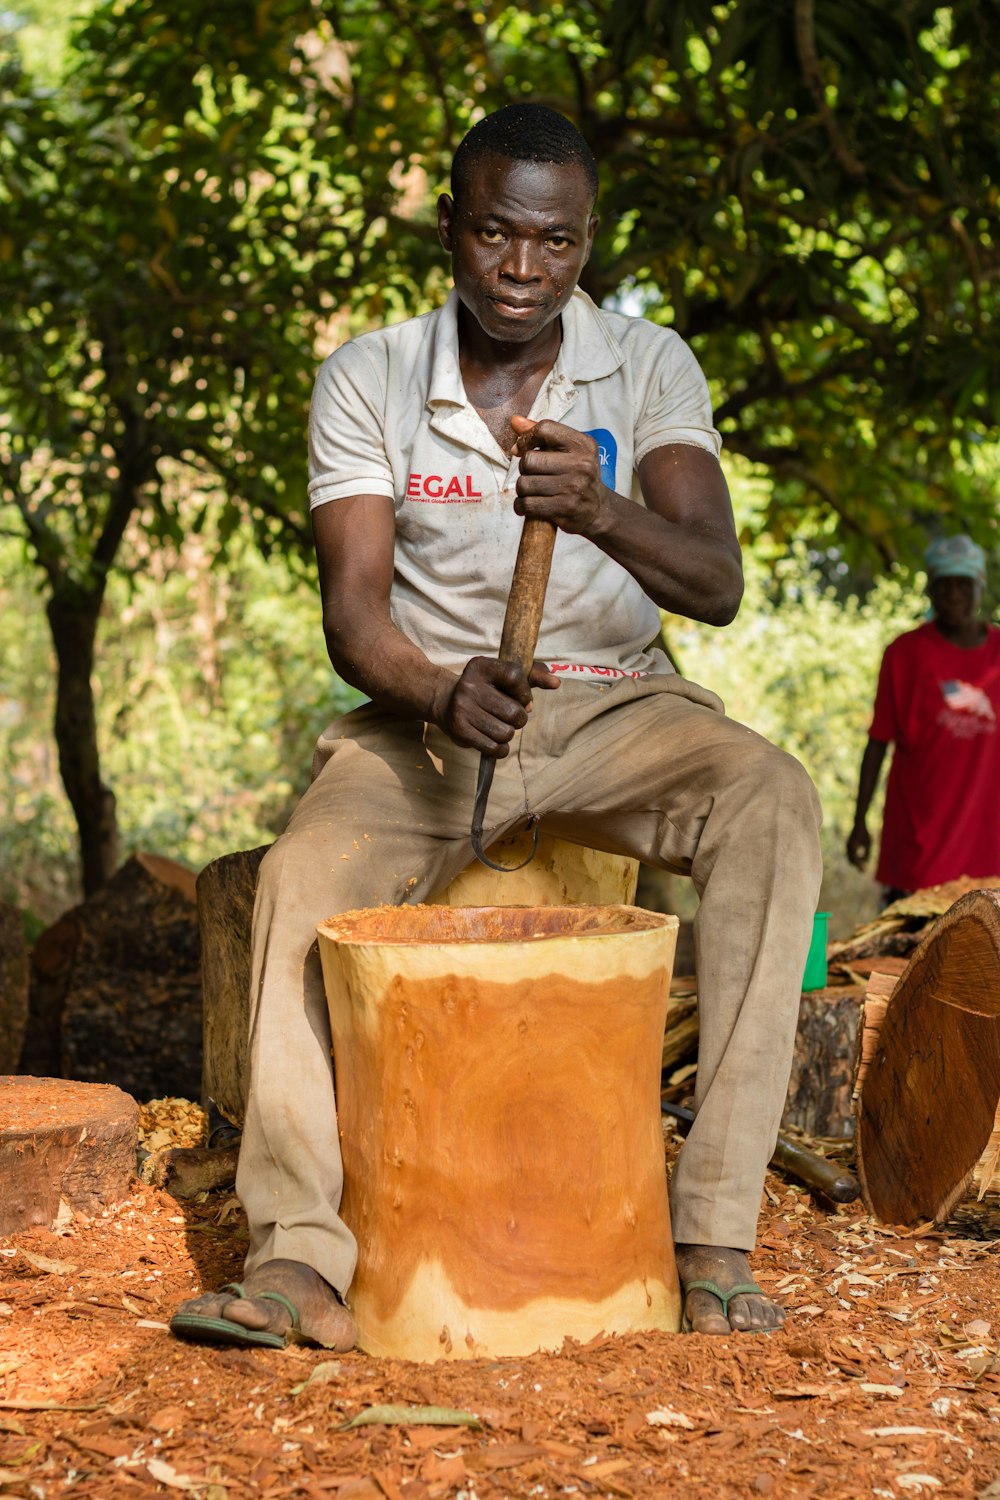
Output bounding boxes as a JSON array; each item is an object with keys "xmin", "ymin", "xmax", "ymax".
[
  {"xmin": 682, "ymin": 1279, "xmax": 765, "ymax": 1314},
  {"xmin": 220, "ymin": 1282, "xmax": 246, "ymax": 1299},
  {"xmin": 255, "ymin": 1290, "xmax": 300, "ymax": 1330}
]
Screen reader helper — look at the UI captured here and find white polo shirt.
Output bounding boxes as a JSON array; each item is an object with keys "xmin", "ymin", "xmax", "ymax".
[{"xmin": 308, "ymin": 288, "xmax": 721, "ymax": 679}]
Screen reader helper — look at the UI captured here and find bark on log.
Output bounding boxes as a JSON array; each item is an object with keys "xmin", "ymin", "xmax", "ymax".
[
  {"xmin": 0, "ymin": 1075, "xmax": 138, "ymax": 1233},
  {"xmin": 856, "ymin": 889, "xmax": 1000, "ymax": 1226},
  {"xmin": 0, "ymin": 903, "xmax": 28, "ymax": 1074},
  {"xmin": 20, "ymin": 853, "xmax": 201, "ymax": 1100},
  {"xmin": 197, "ymin": 845, "xmax": 270, "ymax": 1129},
  {"xmin": 782, "ymin": 986, "xmax": 866, "ymax": 1139}
]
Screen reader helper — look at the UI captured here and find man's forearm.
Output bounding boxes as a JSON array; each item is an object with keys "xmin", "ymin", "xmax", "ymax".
[
  {"xmin": 852, "ymin": 737, "xmax": 889, "ymax": 828},
  {"xmin": 325, "ymin": 607, "xmax": 458, "ymax": 727},
  {"xmin": 584, "ymin": 488, "xmax": 744, "ymax": 626}
]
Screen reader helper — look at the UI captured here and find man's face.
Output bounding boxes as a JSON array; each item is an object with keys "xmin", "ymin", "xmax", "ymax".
[
  {"xmin": 438, "ymin": 155, "xmax": 598, "ymax": 347},
  {"xmin": 930, "ymin": 573, "xmax": 981, "ymax": 629}
]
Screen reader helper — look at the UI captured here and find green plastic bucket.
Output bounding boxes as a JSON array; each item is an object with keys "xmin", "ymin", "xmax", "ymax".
[{"xmin": 802, "ymin": 911, "xmax": 831, "ymax": 991}]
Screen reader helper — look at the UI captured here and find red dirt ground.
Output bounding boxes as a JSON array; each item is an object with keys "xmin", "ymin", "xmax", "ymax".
[{"xmin": 2, "ymin": 1125, "xmax": 1000, "ymax": 1500}]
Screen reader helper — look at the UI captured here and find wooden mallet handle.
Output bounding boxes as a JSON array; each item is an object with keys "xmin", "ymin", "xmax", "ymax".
[
  {"xmin": 498, "ymin": 517, "xmax": 558, "ymax": 671},
  {"xmin": 470, "ymin": 516, "xmax": 557, "ymax": 872}
]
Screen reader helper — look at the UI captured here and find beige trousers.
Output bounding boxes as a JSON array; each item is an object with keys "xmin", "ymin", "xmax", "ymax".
[{"xmin": 237, "ymin": 674, "xmax": 823, "ymax": 1295}]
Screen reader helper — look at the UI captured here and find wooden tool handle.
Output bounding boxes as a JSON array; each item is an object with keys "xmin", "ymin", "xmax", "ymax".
[
  {"xmin": 769, "ymin": 1137, "xmax": 860, "ymax": 1203},
  {"xmin": 498, "ymin": 518, "xmax": 557, "ymax": 672},
  {"xmin": 661, "ymin": 1099, "xmax": 860, "ymax": 1204}
]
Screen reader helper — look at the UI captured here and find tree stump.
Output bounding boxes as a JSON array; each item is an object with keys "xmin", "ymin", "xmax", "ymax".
[
  {"xmin": 856, "ymin": 889, "xmax": 1000, "ymax": 1226},
  {"xmin": 0, "ymin": 1076, "xmax": 138, "ymax": 1233},
  {"xmin": 317, "ymin": 903, "xmax": 680, "ymax": 1360},
  {"xmin": 0, "ymin": 903, "xmax": 28, "ymax": 1074},
  {"xmin": 431, "ymin": 831, "xmax": 638, "ymax": 908},
  {"xmin": 781, "ymin": 986, "xmax": 866, "ymax": 1138}
]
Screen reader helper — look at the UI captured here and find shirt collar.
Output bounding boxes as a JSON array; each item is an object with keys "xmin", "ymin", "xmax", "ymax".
[{"xmin": 427, "ymin": 286, "xmax": 625, "ymax": 410}]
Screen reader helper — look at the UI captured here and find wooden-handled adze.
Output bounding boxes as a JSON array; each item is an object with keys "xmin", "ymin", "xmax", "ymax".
[{"xmin": 471, "ymin": 515, "xmax": 557, "ymax": 871}]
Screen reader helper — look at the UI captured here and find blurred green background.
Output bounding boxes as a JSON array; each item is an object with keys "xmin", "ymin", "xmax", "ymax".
[{"xmin": 2, "ymin": 0, "xmax": 998, "ymax": 937}]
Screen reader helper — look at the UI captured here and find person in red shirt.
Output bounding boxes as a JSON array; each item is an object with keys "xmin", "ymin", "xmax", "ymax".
[{"xmin": 847, "ymin": 535, "xmax": 1000, "ymax": 901}]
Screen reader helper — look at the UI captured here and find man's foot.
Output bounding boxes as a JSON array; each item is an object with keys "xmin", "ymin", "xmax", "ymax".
[
  {"xmin": 170, "ymin": 1258, "xmax": 357, "ymax": 1350},
  {"xmin": 675, "ymin": 1243, "xmax": 784, "ymax": 1335}
]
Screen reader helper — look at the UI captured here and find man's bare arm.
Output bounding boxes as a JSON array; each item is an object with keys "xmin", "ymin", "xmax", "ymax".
[
  {"xmin": 312, "ymin": 495, "xmax": 557, "ymax": 756},
  {"xmin": 512, "ymin": 417, "xmax": 743, "ymax": 625}
]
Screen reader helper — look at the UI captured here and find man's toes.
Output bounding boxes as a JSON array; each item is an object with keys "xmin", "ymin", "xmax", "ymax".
[
  {"xmin": 222, "ymin": 1296, "xmax": 288, "ymax": 1334},
  {"xmin": 304, "ymin": 1301, "xmax": 357, "ymax": 1351},
  {"xmin": 729, "ymin": 1294, "xmax": 784, "ymax": 1332},
  {"xmin": 684, "ymin": 1291, "xmax": 732, "ymax": 1335}
]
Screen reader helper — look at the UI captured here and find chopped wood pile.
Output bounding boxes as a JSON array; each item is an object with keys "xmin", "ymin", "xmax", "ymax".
[
  {"xmin": 826, "ymin": 876, "xmax": 1000, "ymax": 976},
  {"xmin": 660, "ymin": 876, "xmax": 1000, "ymax": 1145}
]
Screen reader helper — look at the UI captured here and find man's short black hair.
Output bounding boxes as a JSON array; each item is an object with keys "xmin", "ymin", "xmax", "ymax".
[{"xmin": 451, "ymin": 104, "xmax": 599, "ymax": 205}]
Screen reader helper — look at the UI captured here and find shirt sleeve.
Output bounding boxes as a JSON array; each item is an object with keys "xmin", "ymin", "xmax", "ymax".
[
  {"xmin": 869, "ymin": 641, "xmax": 901, "ymax": 744},
  {"xmin": 308, "ymin": 338, "xmax": 395, "ymax": 508},
  {"xmin": 633, "ymin": 329, "xmax": 722, "ymax": 466}
]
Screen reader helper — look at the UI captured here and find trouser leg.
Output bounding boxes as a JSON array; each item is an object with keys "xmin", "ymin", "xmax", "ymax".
[
  {"xmin": 237, "ymin": 703, "xmax": 529, "ymax": 1293},
  {"xmin": 521, "ymin": 676, "xmax": 823, "ymax": 1250}
]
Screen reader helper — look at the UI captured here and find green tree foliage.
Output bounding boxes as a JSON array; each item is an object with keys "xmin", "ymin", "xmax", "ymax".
[
  {"xmin": 1, "ymin": 0, "xmax": 997, "ymax": 892},
  {"xmin": 0, "ymin": 5, "xmax": 325, "ymax": 889}
]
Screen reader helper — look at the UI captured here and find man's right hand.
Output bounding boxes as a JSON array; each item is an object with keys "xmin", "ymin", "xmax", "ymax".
[
  {"xmin": 846, "ymin": 824, "xmax": 871, "ymax": 870},
  {"xmin": 434, "ymin": 657, "xmax": 560, "ymax": 755}
]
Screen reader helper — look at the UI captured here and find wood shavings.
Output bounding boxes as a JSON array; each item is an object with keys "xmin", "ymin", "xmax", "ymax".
[
  {"xmin": 1, "ymin": 1150, "xmax": 1000, "ymax": 1497},
  {"xmin": 137, "ymin": 1096, "xmax": 208, "ymax": 1152}
]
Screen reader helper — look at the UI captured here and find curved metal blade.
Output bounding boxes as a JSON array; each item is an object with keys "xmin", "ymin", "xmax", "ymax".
[{"xmin": 470, "ymin": 753, "xmax": 539, "ymax": 872}]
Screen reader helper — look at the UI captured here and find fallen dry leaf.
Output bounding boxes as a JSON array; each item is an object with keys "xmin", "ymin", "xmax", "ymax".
[
  {"xmin": 17, "ymin": 1249, "xmax": 78, "ymax": 1275},
  {"xmin": 145, "ymin": 1456, "xmax": 205, "ymax": 1490},
  {"xmin": 290, "ymin": 1359, "xmax": 342, "ymax": 1395},
  {"xmin": 338, "ymin": 1404, "xmax": 481, "ymax": 1430}
]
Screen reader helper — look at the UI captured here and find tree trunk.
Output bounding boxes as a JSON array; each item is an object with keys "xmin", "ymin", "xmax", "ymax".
[
  {"xmin": 0, "ymin": 903, "xmax": 29, "ymax": 1074},
  {"xmin": 856, "ymin": 889, "xmax": 1000, "ymax": 1226},
  {"xmin": 47, "ymin": 587, "xmax": 119, "ymax": 896}
]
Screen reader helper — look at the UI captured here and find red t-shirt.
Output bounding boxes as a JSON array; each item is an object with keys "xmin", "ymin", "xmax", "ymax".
[{"xmin": 870, "ymin": 621, "xmax": 1000, "ymax": 890}]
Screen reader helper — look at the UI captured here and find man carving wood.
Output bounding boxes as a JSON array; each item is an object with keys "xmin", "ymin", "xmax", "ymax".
[{"xmin": 171, "ymin": 104, "xmax": 822, "ymax": 1348}]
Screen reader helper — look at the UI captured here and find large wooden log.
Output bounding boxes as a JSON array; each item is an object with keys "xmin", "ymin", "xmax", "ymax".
[
  {"xmin": 199, "ymin": 838, "xmax": 640, "ymax": 1127},
  {"xmin": 21, "ymin": 854, "xmax": 201, "ymax": 1100},
  {"xmin": 856, "ymin": 888, "xmax": 1000, "ymax": 1226},
  {"xmin": 318, "ymin": 903, "xmax": 680, "ymax": 1360},
  {"xmin": 0, "ymin": 1076, "xmax": 138, "ymax": 1233},
  {"xmin": 0, "ymin": 903, "xmax": 28, "ymax": 1074},
  {"xmin": 197, "ymin": 845, "xmax": 270, "ymax": 1128}
]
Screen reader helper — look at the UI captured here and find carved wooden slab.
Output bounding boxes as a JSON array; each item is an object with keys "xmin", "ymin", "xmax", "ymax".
[{"xmin": 856, "ymin": 888, "xmax": 1000, "ymax": 1225}]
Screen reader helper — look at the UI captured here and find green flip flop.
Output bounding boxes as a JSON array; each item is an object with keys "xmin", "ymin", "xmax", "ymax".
[
  {"xmin": 169, "ymin": 1282, "xmax": 301, "ymax": 1350},
  {"xmin": 680, "ymin": 1279, "xmax": 777, "ymax": 1334}
]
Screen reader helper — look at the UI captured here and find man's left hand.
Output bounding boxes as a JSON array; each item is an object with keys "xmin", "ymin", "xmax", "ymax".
[{"xmin": 511, "ymin": 415, "xmax": 609, "ymax": 536}]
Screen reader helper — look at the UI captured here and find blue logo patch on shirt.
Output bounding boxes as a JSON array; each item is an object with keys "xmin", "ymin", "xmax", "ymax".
[{"xmin": 585, "ymin": 428, "xmax": 617, "ymax": 489}]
